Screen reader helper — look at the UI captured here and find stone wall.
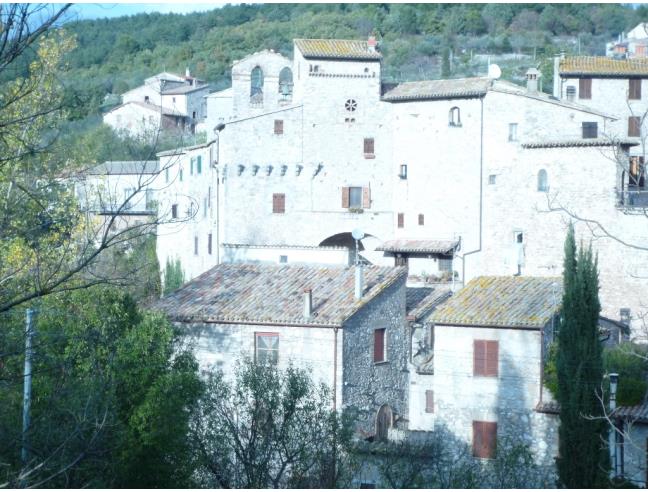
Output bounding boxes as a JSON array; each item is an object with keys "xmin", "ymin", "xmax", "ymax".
[{"xmin": 342, "ymin": 275, "xmax": 408, "ymax": 435}]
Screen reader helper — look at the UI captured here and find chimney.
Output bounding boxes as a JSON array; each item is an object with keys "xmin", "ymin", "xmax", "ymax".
[
  {"xmin": 185, "ymin": 67, "xmax": 191, "ymax": 78},
  {"xmin": 355, "ymin": 264, "xmax": 364, "ymax": 300},
  {"xmin": 368, "ymin": 35, "xmax": 377, "ymax": 53},
  {"xmin": 526, "ymin": 67, "xmax": 541, "ymax": 93},
  {"xmin": 303, "ymin": 288, "xmax": 312, "ymax": 318}
]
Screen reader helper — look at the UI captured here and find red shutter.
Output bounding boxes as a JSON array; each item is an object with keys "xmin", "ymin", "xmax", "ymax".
[
  {"xmin": 473, "ymin": 340, "xmax": 486, "ymax": 376},
  {"xmin": 486, "ymin": 341, "xmax": 499, "ymax": 377},
  {"xmin": 418, "ymin": 213, "xmax": 424, "ymax": 226},
  {"xmin": 374, "ymin": 328, "xmax": 385, "ymax": 362},
  {"xmin": 272, "ymin": 193, "xmax": 285, "ymax": 213},
  {"xmin": 579, "ymin": 78, "xmax": 592, "ymax": 99},
  {"xmin": 473, "ymin": 421, "xmax": 497, "ymax": 458},
  {"xmin": 362, "ymin": 187, "xmax": 371, "ymax": 209},
  {"xmin": 397, "ymin": 213, "xmax": 404, "ymax": 228},
  {"xmin": 425, "ymin": 390, "xmax": 434, "ymax": 413},
  {"xmin": 629, "ymin": 116, "xmax": 641, "ymax": 137},
  {"xmin": 208, "ymin": 233, "xmax": 212, "ymax": 255},
  {"xmin": 630, "ymin": 79, "xmax": 642, "ymax": 100},
  {"xmin": 274, "ymin": 119, "xmax": 284, "ymax": 134},
  {"xmin": 342, "ymin": 187, "xmax": 350, "ymax": 208},
  {"xmin": 364, "ymin": 137, "xmax": 374, "ymax": 155}
]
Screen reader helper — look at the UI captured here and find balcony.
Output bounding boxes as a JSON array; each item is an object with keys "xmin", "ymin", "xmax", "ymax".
[{"xmin": 616, "ymin": 188, "xmax": 648, "ymax": 208}]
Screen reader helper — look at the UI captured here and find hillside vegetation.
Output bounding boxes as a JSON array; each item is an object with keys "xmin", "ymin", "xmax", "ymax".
[{"xmin": 60, "ymin": 3, "xmax": 647, "ymax": 120}]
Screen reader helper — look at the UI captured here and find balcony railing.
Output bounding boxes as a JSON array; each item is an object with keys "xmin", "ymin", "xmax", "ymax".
[{"xmin": 616, "ymin": 188, "xmax": 648, "ymax": 208}]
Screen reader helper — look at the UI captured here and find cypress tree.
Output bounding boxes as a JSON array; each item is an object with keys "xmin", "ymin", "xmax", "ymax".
[{"xmin": 556, "ymin": 224, "xmax": 609, "ymax": 487}]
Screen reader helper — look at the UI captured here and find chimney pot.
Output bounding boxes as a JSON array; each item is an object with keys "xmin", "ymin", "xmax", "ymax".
[
  {"xmin": 303, "ymin": 288, "xmax": 312, "ymax": 318},
  {"xmin": 368, "ymin": 35, "xmax": 377, "ymax": 52}
]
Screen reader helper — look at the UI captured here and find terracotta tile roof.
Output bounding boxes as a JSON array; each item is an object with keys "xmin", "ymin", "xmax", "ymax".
[
  {"xmin": 161, "ymin": 83, "xmax": 210, "ymax": 95},
  {"xmin": 221, "ymin": 243, "xmax": 346, "ymax": 251},
  {"xmin": 406, "ymin": 287, "xmax": 452, "ymax": 322},
  {"xmin": 109, "ymin": 100, "xmax": 186, "ymax": 117},
  {"xmin": 429, "ymin": 276, "xmax": 562, "ymax": 329},
  {"xmin": 559, "ymin": 56, "xmax": 648, "ymax": 76},
  {"xmin": 294, "ymin": 39, "xmax": 382, "ymax": 60},
  {"xmin": 377, "ymin": 239, "xmax": 459, "ymax": 255},
  {"xmin": 614, "ymin": 402, "xmax": 648, "ymax": 423},
  {"xmin": 153, "ymin": 263, "xmax": 407, "ymax": 327},
  {"xmin": 522, "ymin": 138, "xmax": 639, "ymax": 149},
  {"xmin": 382, "ymin": 77, "xmax": 492, "ymax": 102}
]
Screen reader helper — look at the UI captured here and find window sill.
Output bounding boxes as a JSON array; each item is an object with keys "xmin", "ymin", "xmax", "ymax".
[
  {"xmin": 449, "ymin": 123, "xmax": 462, "ymax": 128},
  {"xmin": 348, "ymin": 207, "xmax": 364, "ymax": 214},
  {"xmin": 374, "ymin": 360, "xmax": 389, "ymax": 366},
  {"xmin": 364, "ymin": 153, "xmax": 375, "ymax": 159}
]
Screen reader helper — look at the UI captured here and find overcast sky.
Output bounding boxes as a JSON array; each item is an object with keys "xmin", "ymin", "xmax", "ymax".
[{"xmin": 69, "ymin": 3, "xmax": 227, "ymax": 21}]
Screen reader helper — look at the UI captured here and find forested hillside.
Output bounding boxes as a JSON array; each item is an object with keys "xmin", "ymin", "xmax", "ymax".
[{"xmin": 62, "ymin": 3, "xmax": 647, "ymax": 120}]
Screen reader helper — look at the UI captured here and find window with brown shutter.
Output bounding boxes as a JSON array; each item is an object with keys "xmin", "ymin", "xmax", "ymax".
[
  {"xmin": 341, "ymin": 187, "xmax": 350, "ymax": 208},
  {"xmin": 374, "ymin": 328, "xmax": 386, "ymax": 363},
  {"xmin": 362, "ymin": 187, "xmax": 371, "ymax": 209},
  {"xmin": 272, "ymin": 193, "xmax": 285, "ymax": 214},
  {"xmin": 208, "ymin": 233, "xmax": 212, "ymax": 255},
  {"xmin": 425, "ymin": 390, "xmax": 434, "ymax": 413},
  {"xmin": 473, "ymin": 340, "xmax": 498, "ymax": 377},
  {"xmin": 629, "ymin": 116, "xmax": 641, "ymax": 137},
  {"xmin": 364, "ymin": 137, "xmax": 375, "ymax": 157},
  {"xmin": 274, "ymin": 119, "xmax": 284, "ymax": 135},
  {"xmin": 171, "ymin": 204, "xmax": 178, "ymax": 219},
  {"xmin": 194, "ymin": 236, "xmax": 199, "ymax": 256},
  {"xmin": 397, "ymin": 213, "xmax": 404, "ymax": 228},
  {"xmin": 418, "ymin": 214, "xmax": 424, "ymax": 226},
  {"xmin": 630, "ymin": 79, "xmax": 642, "ymax": 100},
  {"xmin": 579, "ymin": 78, "xmax": 592, "ymax": 99},
  {"xmin": 473, "ymin": 421, "xmax": 497, "ymax": 459}
]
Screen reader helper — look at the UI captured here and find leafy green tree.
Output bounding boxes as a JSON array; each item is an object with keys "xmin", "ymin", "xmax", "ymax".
[
  {"xmin": 191, "ymin": 359, "xmax": 355, "ymax": 488},
  {"xmin": 555, "ymin": 224, "xmax": 609, "ymax": 488},
  {"xmin": 0, "ymin": 286, "xmax": 202, "ymax": 487},
  {"xmin": 163, "ymin": 257, "xmax": 185, "ymax": 294}
]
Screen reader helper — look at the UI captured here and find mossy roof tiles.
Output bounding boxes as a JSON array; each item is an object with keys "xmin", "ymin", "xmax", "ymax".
[
  {"xmin": 559, "ymin": 56, "xmax": 648, "ymax": 76},
  {"xmin": 153, "ymin": 263, "xmax": 406, "ymax": 327},
  {"xmin": 294, "ymin": 39, "xmax": 381, "ymax": 60},
  {"xmin": 428, "ymin": 276, "xmax": 562, "ymax": 329}
]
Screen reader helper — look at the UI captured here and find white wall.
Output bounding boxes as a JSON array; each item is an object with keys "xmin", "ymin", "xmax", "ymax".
[
  {"xmin": 221, "ymin": 244, "xmax": 349, "ymax": 266},
  {"xmin": 103, "ymin": 103, "xmax": 161, "ymax": 137}
]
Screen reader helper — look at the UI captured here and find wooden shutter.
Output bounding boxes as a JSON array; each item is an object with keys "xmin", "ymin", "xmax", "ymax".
[
  {"xmin": 194, "ymin": 236, "xmax": 198, "ymax": 255},
  {"xmin": 474, "ymin": 340, "xmax": 498, "ymax": 376},
  {"xmin": 485, "ymin": 341, "xmax": 499, "ymax": 376},
  {"xmin": 629, "ymin": 116, "xmax": 641, "ymax": 137},
  {"xmin": 208, "ymin": 233, "xmax": 212, "ymax": 255},
  {"xmin": 418, "ymin": 213, "xmax": 424, "ymax": 226},
  {"xmin": 579, "ymin": 78, "xmax": 592, "ymax": 99},
  {"xmin": 362, "ymin": 187, "xmax": 371, "ymax": 209},
  {"xmin": 397, "ymin": 213, "xmax": 404, "ymax": 228},
  {"xmin": 374, "ymin": 328, "xmax": 385, "ymax": 362},
  {"xmin": 272, "ymin": 193, "xmax": 285, "ymax": 213},
  {"xmin": 473, "ymin": 421, "xmax": 497, "ymax": 459},
  {"xmin": 274, "ymin": 119, "xmax": 284, "ymax": 134},
  {"xmin": 630, "ymin": 79, "xmax": 642, "ymax": 100},
  {"xmin": 425, "ymin": 390, "xmax": 434, "ymax": 413},
  {"xmin": 364, "ymin": 137, "xmax": 374, "ymax": 154},
  {"xmin": 473, "ymin": 340, "xmax": 486, "ymax": 376},
  {"xmin": 341, "ymin": 187, "xmax": 350, "ymax": 208}
]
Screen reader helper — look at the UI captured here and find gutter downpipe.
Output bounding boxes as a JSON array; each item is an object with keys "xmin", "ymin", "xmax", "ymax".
[{"xmin": 460, "ymin": 96, "xmax": 484, "ymax": 283}]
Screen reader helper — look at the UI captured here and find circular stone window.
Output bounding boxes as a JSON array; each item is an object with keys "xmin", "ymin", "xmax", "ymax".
[{"xmin": 345, "ymin": 99, "xmax": 358, "ymax": 112}]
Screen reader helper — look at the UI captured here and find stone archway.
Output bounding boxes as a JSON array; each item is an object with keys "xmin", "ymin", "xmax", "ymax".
[
  {"xmin": 375, "ymin": 404, "xmax": 393, "ymax": 442},
  {"xmin": 318, "ymin": 232, "xmax": 383, "ymax": 265}
]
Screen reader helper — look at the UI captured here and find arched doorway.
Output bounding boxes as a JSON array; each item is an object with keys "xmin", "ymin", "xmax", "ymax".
[
  {"xmin": 319, "ymin": 232, "xmax": 384, "ymax": 266},
  {"xmin": 375, "ymin": 404, "xmax": 393, "ymax": 442}
]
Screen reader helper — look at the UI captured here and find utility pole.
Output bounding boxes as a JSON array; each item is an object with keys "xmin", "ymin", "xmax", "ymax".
[{"xmin": 21, "ymin": 308, "xmax": 36, "ymax": 468}]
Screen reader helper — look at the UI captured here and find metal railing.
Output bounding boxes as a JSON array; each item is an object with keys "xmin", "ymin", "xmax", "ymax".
[{"xmin": 616, "ymin": 188, "xmax": 648, "ymax": 208}]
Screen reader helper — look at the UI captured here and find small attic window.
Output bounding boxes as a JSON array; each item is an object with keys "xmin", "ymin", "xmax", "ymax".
[{"xmin": 449, "ymin": 107, "xmax": 461, "ymax": 127}]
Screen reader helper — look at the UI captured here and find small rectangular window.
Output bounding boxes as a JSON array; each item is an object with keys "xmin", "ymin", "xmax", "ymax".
[
  {"xmin": 349, "ymin": 187, "xmax": 362, "ymax": 208},
  {"xmin": 194, "ymin": 236, "xmax": 199, "ymax": 255},
  {"xmin": 165, "ymin": 167, "xmax": 170, "ymax": 183},
  {"xmin": 473, "ymin": 340, "xmax": 498, "ymax": 377},
  {"xmin": 425, "ymin": 390, "xmax": 434, "ymax": 413},
  {"xmin": 418, "ymin": 213, "xmax": 424, "ymax": 226},
  {"xmin": 256, "ymin": 333, "xmax": 279, "ymax": 364},
  {"xmin": 273, "ymin": 193, "xmax": 285, "ymax": 214},
  {"xmin": 171, "ymin": 204, "xmax": 178, "ymax": 219},
  {"xmin": 179, "ymin": 168, "xmax": 183, "ymax": 182},
  {"xmin": 566, "ymin": 85, "xmax": 576, "ymax": 101},
  {"xmin": 364, "ymin": 138, "xmax": 375, "ymax": 157},
  {"xmin": 397, "ymin": 213, "xmax": 404, "ymax": 228},
  {"xmin": 274, "ymin": 119, "xmax": 284, "ymax": 135},
  {"xmin": 473, "ymin": 421, "xmax": 497, "ymax": 459},
  {"xmin": 579, "ymin": 78, "xmax": 592, "ymax": 99},
  {"xmin": 197, "ymin": 156, "xmax": 202, "ymax": 174},
  {"xmin": 400, "ymin": 164, "xmax": 408, "ymax": 179},
  {"xmin": 374, "ymin": 328, "xmax": 386, "ymax": 363},
  {"xmin": 203, "ymin": 197, "xmax": 208, "ymax": 218},
  {"xmin": 279, "ymin": 255, "xmax": 288, "ymax": 263},
  {"xmin": 488, "ymin": 174, "xmax": 497, "ymax": 185},
  {"xmin": 190, "ymin": 158, "xmax": 194, "ymax": 175},
  {"xmin": 208, "ymin": 233, "xmax": 212, "ymax": 255},
  {"xmin": 508, "ymin": 123, "xmax": 518, "ymax": 142},
  {"xmin": 582, "ymin": 122, "xmax": 598, "ymax": 139},
  {"xmin": 630, "ymin": 79, "xmax": 642, "ymax": 100},
  {"xmin": 629, "ymin": 116, "xmax": 641, "ymax": 137}
]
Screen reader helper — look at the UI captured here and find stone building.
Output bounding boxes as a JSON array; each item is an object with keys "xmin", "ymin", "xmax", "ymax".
[
  {"xmin": 104, "ymin": 70, "xmax": 210, "ymax": 137},
  {"xmin": 154, "ymin": 262, "xmax": 410, "ymax": 435},
  {"xmin": 408, "ymin": 276, "xmax": 561, "ymax": 473}
]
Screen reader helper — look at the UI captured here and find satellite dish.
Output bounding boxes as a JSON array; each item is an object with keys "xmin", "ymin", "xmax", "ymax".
[
  {"xmin": 352, "ymin": 228, "xmax": 365, "ymax": 241},
  {"xmin": 488, "ymin": 64, "xmax": 501, "ymax": 80}
]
